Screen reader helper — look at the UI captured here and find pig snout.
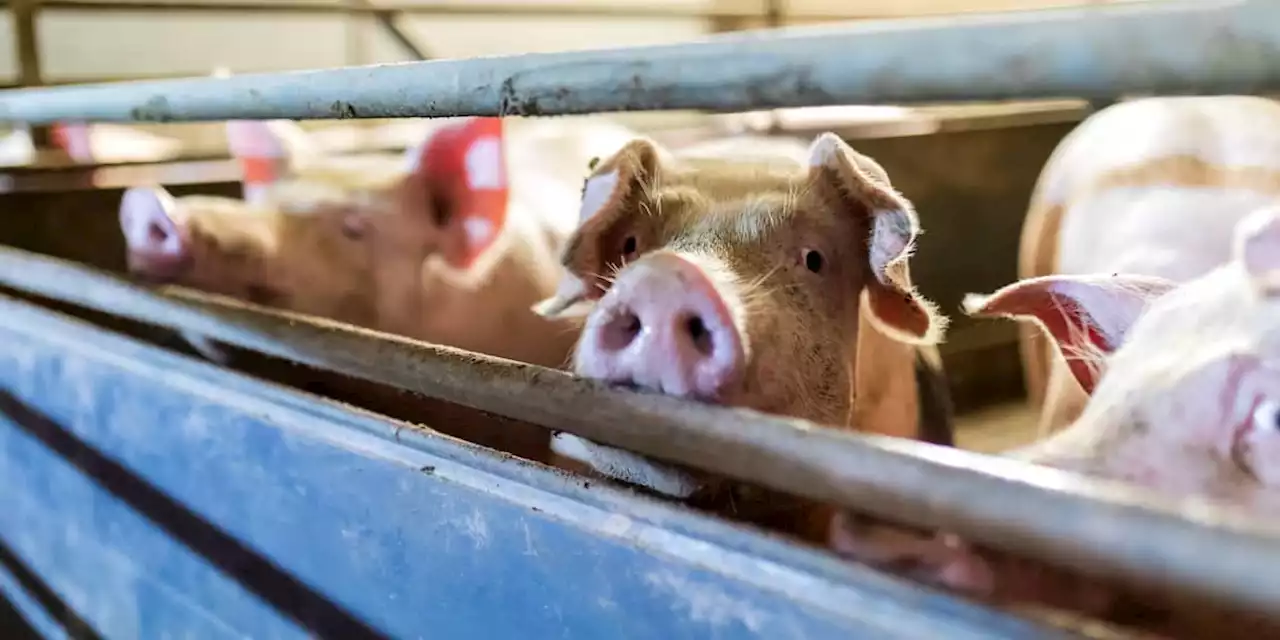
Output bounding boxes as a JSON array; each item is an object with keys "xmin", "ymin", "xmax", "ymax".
[
  {"xmin": 120, "ymin": 197, "xmax": 190, "ymax": 280},
  {"xmin": 574, "ymin": 251, "xmax": 745, "ymax": 400}
]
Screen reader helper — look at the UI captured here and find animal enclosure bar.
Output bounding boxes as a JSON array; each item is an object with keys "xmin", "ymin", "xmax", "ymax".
[
  {"xmin": 5, "ymin": 2, "xmax": 1280, "ymax": 636},
  {"xmin": 2, "ymin": 246, "xmax": 1280, "ymax": 623},
  {"xmin": 0, "ymin": 0, "xmax": 1278, "ymax": 123}
]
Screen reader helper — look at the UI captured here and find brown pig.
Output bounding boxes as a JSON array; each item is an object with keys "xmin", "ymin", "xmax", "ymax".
[
  {"xmin": 118, "ymin": 116, "xmax": 632, "ymax": 462},
  {"xmin": 534, "ymin": 131, "xmax": 953, "ymax": 542},
  {"xmin": 831, "ymin": 205, "xmax": 1280, "ymax": 635},
  {"xmin": 1018, "ymin": 96, "xmax": 1280, "ymax": 437}
]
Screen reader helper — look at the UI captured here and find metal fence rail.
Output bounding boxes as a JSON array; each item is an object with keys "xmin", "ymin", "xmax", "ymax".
[
  {"xmin": 2, "ymin": 245, "xmax": 1279, "ymax": 623},
  {"xmin": 0, "ymin": 0, "xmax": 1278, "ymax": 123}
]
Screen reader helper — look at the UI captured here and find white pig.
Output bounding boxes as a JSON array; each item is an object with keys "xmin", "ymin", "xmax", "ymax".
[
  {"xmin": 1018, "ymin": 96, "xmax": 1280, "ymax": 437},
  {"xmin": 831, "ymin": 205, "xmax": 1280, "ymax": 634}
]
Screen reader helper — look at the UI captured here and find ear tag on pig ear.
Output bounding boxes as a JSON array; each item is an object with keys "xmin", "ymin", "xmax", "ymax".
[
  {"xmin": 50, "ymin": 122, "xmax": 94, "ymax": 163},
  {"xmin": 416, "ymin": 117, "xmax": 510, "ymax": 271},
  {"xmin": 1235, "ymin": 205, "xmax": 1280, "ymax": 294},
  {"xmin": 962, "ymin": 274, "xmax": 1175, "ymax": 394},
  {"xmin": 226, "ymin": 120, "xmax": 300, "ymax": 206}
]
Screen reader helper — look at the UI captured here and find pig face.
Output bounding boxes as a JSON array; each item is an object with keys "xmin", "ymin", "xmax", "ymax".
[
  {"xmin": 539, "ymin": 133, "xmax": 945, "ymax": 427},
  {"xmin": 219, "ymin": 117, "xmax": 515, "ymax": 338},
  {"xmin": 827, "ymin": 207, "xmax": 1280, "ymax": 619},
  {"xmin": 118, "ymin": 185, "xmax": 378, "ymax": 327},
  {"xmin": 968, "ymin": 205, "xmax": 1280, "ymax": 507}
]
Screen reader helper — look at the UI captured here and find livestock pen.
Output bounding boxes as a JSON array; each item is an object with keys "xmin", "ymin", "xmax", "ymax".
[{"xmin": 1, "ymin": 0, "xmax": 1280, "ymax": 637}]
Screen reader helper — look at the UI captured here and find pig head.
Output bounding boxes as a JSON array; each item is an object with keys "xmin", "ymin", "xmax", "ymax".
[
  {"xmin": 830, "ymin": 205, "xmax": 1280, "ymax": 632},
  {"xmin": 1017, "ymin": 96, "xmax": 1280, "ymax": 438},
  {"xmin": 534, "ymin": 132, "xmax": 949, "ymax": 539}
]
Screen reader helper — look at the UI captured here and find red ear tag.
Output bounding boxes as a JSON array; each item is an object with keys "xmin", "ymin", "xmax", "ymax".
[
  {"xmin": 51, "ymin": 122, "xmax": 94, "ymax": 163},
  {"xmin": 419, "ymin": 117, "xmax": 510, "ymax": 270},
  {"xmin": 237, "ymin": 155, "xmax": 287, "ymax": 204}
]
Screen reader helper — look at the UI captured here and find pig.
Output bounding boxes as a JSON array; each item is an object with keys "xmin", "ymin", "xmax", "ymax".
[
  {"xmin": 830, "ymin": 205, "xmax": 1280, "ymax": 635},
  {"xmin": 1018, "ymin": 96, "xmax": 1280, "ymax": 437},
  {"xmin": 534, "ymin": 131, "xmax": 954, "ymax": 542},
  {"xmin": 119, "ymin": 116, "xmax": 636, "ymax": 462}
]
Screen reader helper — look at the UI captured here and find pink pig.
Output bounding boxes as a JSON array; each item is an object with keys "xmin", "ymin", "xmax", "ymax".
[
  {"xmin": 1018, "ymin": 96, "xmax": 1280, "ymax": 437},
  {"xmin": 831, "ymin": 205, "xmax": 1280, "ymax": 635},
  {"xmin": 122, "ymin": 116, "xmax": 637, "ymax": 369}
]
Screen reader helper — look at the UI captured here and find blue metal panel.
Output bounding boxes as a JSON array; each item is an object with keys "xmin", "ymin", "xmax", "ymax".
[{"xmin": 0, "ymin": 294, "xmax": 1068, "ymax": 639}]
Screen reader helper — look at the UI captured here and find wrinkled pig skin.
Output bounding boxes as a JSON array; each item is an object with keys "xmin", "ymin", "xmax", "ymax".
[
  {"xmin": 1018, "ymin": 96, "xmax": 1280, "ymax": 438},
  {"xmin": 534, "ymin": 132, "xmax": 952, "ymax": 543},
  {"xmin": 118, "ymin": 117, "xmax": 634, "ymax": 464},
  {"xmin": 831, "ymin": 206, "xmax": 1280, "ymax": 637}
]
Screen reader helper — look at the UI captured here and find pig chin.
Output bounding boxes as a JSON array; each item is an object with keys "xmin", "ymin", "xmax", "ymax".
[{"xmin": 125, "ymin": 251, "xmax": 193, "ymax": 283}]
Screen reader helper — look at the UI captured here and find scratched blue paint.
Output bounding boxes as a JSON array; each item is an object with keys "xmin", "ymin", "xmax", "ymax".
[{"xmin": 0, "ymin": 295, "xmax": 1069, "ymax": 639}]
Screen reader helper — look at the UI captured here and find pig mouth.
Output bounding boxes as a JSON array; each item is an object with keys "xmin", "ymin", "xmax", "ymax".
[{"xmin": 126, "ymin": 252, "xmax": 193, "ymax": 283}]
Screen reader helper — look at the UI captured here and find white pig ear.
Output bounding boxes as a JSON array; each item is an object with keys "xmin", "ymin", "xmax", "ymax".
[
  {"xmin": 225, "ymin": 120, "xmax": 314, "ymax": 205},
  {"xmin": 535, "ymin": 138, "xmax": 670, "ymax": 319},
  {"xmin": 807, "ymin": 133, "xmax": 945, "ymax": 345},
  {"xmin": 1234, "ymin": 205, "xmax": 1280, "ymax": 294},
  {"xmin": 119, "ymin": 185, "xmax": 179, "ymax": 238},
  {"xmin": 962, "ymin": 274, "xmax": 1176, "ymax": 394}
]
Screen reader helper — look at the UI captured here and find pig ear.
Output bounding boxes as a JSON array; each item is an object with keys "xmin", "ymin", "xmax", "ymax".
[
  {"xmin": 533, "ymin": 138, "xmax": 668, "ymax": 318},
  {"xmin": 406, "ymin": 117, "xmax": 511, "ymax": 271},
  {"xmin": 51, "ymin": 122, "xmax": 94, "ymax": 163},
  {"xmin": 807, "ymin": 133, "xmax": 945, "ymax": 345},
  {"xmin": 119, "ymin": 185, "xmax": 178, "ymax": 234},
  {"xmin": 962, "ymin": 274, "xmax": 1176, "ymax": 394},
  {"xmin": 1234, "ymin": 205, "xmax": 1280, "ymax": 294},
  {"xmin": 225, "ymin": 120, "xmax": 314, "ymax": 205}
]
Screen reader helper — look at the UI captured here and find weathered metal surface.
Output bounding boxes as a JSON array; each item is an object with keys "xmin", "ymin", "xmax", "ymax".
[
  {"xmin": 2, "ymin": 247, "xmax": 1280, "ymax": 623},
  {"xmin": 0, "ymin": 293, "xmax": 1068, "ymax": 638},
  {"xmin": 1, "ymin": 0, "xmax": 1278, "ymax": 123}
]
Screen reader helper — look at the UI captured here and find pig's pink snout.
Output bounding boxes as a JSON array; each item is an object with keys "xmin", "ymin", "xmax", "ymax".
[
  {"xmin": 576, "ymin": 252, "xmax": 745, "ymax": 400},
  {"xmin": 120, "ymin": 190, "xmax": 190, "ymax": 279}
]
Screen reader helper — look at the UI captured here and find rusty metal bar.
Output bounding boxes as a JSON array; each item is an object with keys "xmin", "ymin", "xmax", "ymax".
[
  {"xmin": 1, "ymin": 245, "xmax": 1279, "ymax": 622},
  {"xmin": 1, "ymin": 0, "xmax": 1277, "ymax": 123}
]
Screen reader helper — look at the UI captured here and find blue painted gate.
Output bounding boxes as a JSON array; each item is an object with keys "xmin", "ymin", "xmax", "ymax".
[{"xmin": 0, "ymin": 294, "xmax": 1066, "ymax": 638}]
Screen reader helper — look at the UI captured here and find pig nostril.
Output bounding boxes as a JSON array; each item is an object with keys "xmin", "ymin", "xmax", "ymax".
[
  {"xmin": 600, "ymin": 309, "xmax": 643, "ymax": 351},
  {"xmin": 684, "ymin": 314, "xmax": 713, "ymax": 356},
  {"xmin": 147, "ymin": 222, "xmax": 170, "ymax": 244}
]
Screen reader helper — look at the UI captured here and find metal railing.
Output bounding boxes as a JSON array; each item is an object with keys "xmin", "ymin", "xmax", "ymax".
[
  {"xmin": 1, "ymin": 0, "xmax": 1278, "ymax": 124},
  {"xmin": 3, "ymin": 0, "xmax": 1280, "ymax": 628}
]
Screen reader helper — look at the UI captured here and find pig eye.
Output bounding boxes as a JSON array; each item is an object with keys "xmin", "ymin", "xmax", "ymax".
[
  {"xmin": 622, "ymin": 235, "xmax": 638, "ymax": 258},
  {"xmin": 803, "ymin": 249, "xmax": 825, "ymax": 274}
]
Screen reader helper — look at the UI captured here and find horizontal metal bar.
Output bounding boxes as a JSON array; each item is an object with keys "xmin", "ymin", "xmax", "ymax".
[
  {"xmin": 33, "ymin": 0, "xmax": 762, "ymax": 18},
  {"xmin": 2, "ymin": 246, "xmax": 1280, "ymax": 622},
  {"xmin": 1, "ymin": 0, "xmax": 1277, "ymax": 123}
]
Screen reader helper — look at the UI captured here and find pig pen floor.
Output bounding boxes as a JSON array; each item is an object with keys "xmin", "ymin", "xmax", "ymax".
[{"xmin": 954, "ymin": 401, "xmax": 1040, "ymax": 452}]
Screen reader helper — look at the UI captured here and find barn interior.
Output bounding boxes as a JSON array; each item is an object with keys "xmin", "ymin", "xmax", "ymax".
[{"xmin": 1, "ymin": 1, "xmax": 1275, "ymax": 638}]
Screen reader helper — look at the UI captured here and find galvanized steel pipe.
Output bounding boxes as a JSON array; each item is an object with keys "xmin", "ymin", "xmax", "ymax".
[
  {"xmin": 1, "ymin": 0, "xmax": 1278, "ymax": 123},
  {"xmin": 2, "ymin": 246, "xmax": 1280, "ymax": 622}
]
